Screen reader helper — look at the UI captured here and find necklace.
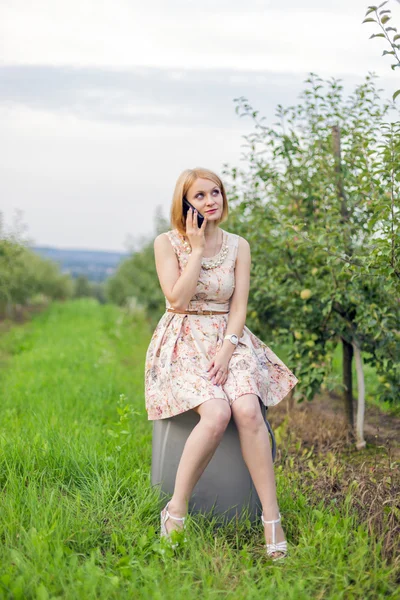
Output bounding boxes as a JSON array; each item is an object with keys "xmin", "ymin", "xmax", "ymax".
[{"xmin": 178, "ymin": 230, "xmax": 229, "ymax": 269}]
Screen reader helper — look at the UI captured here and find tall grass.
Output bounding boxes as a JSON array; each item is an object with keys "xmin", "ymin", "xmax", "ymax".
[{"xmin": 0, "ymin": 299, "xmax": 397, "ymax": 599}]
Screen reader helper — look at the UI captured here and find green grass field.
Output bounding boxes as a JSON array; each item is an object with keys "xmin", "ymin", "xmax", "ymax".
[{"xmin": 0, "ymin": 299, "xmax": 397, "ymax": 599}]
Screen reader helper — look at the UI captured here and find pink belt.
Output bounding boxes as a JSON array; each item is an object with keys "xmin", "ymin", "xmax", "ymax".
[{"xmin": 166, "ymin": 308, "xmax": 229, "ymax": 315}]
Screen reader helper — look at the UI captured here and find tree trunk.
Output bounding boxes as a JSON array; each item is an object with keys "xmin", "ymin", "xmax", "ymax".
[
  {"xmin": 5, "ymin": 301, "xmax": 14, "ymax": 320},
  {"xmin": 333, "ymin": 125, "xmax": 357, "ymax": 443},
  {"xmin": 353, "ymin": 339, "xmax": 366, "ymax": 449},
  {"xmin": 342, "ymin": 337, "xmax": 355, "ymax": 434},
  {"xmin": 286, "ymin": 388, "xmax": 295, "ymax": 413}
]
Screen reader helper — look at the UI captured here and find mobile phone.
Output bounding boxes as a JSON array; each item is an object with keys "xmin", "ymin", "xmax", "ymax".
[{"xmin": 183, "ymin": 197, "xmax": 205, "ymax": 229}]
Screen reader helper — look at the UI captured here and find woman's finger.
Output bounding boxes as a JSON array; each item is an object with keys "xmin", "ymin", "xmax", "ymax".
[
  {"xmin": 193, "ymin": 208, "xmax": 199, "ymax": 230},
  {"xmin": 208, "ymin": 368, "xmax": 219, "ymax": 382},
  {"xmin": 214, "ymin": 369, "xmax": 224, "ymax": 385}
]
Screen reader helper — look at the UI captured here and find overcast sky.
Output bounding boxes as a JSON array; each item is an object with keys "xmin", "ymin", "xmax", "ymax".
[{"xmin": 1, "ymin": 0, "xmax": 399, "ymax": 252}]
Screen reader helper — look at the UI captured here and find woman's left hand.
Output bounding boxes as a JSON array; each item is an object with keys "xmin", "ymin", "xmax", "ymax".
[{"xmin": 206, "ymin": 349, "xmax": 231, "ymax": 386}]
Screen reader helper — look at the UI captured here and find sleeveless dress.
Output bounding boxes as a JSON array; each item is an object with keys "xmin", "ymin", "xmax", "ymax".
[{"xmin": 145, "ymin": 228, "xmax": 299, "ymax": 420}]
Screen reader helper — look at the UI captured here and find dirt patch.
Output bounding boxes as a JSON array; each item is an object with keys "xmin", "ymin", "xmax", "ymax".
[
  {"xmin": 268, "ymin": 391, "xmax": 400, "ymax": 459},
  {"xmin": 266, "ymin": 392, "xmax": 400, "ymax": 567}
]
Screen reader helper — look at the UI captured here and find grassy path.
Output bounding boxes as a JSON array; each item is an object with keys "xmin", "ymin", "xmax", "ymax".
[{"xmin": 0, "ymin": 300, "xmax": 397, "ymax": 599}]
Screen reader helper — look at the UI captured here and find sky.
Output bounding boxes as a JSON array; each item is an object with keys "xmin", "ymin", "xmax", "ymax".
[{"xmin": 1, "ymin": 0, "xmax": 400, "ymax": 252}]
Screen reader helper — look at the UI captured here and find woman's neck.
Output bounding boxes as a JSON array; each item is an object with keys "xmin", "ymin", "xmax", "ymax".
[{"xmin": 204, "ymin": 223, "xmax": 220, "ymax": 241}]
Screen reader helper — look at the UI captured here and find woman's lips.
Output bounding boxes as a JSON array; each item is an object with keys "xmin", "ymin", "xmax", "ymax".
[{"xmin": 205, "ymin": 209, "xmax": 217, "ymax": 213}]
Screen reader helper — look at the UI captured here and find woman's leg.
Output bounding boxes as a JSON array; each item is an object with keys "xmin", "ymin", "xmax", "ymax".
[
  {"xmin": 230, "ymin": 393, "xmax": 286, "ymax": 557},
  {"xmin": 163, "ymin": 398, "xmax": 232, "ymax": 534}
]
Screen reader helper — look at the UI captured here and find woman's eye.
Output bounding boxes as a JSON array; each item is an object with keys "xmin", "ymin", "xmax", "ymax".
[{"xmin": 196, "ymin": 190, "xmax": 219, "ymax": 198}]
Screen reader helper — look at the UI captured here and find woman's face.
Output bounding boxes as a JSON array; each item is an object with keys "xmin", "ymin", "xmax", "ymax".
[{"xmin": 185, "ymin": 178, "xmax": 223, "ymax": 220}]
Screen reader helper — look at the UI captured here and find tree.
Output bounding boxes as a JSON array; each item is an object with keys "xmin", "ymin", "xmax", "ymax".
[
  {"xmin": 222, "ymin": 68, "xmax": 399, "ymax": 448},
  {"xmin": 362, "ymin": 1, "xmax": 400, "ymax": 102},
  {"xmin": 0, "ymin": 211, "xmax": 73, "ymax": 319},
  {"xmin": 74, "ymin": 275, "xmax": 93, "ymax": 298}
]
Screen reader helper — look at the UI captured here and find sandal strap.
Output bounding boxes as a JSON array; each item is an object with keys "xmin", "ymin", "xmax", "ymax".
[
  {"xmin": 265, "ymin": 541, "xmax": 287, "ymax": 551},
  {"xmin": 165, "ymin": 510, "xmax": 185, "ymax": 522},
  {"xmin": 164, "ymin": 502, "xmax": 186, "ymax": 523},
  {"xmin": 261, "ymin": 511, "xmax": 281, "ymax": 525},
  {"xmin": 261, "ymin": 511, "xmax": 284, "ymax": 547}
]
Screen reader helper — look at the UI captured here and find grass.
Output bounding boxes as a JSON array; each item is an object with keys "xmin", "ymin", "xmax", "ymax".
[{"xmin": 0, "ymin": 299, "xmax": 398, "ymax": 599}]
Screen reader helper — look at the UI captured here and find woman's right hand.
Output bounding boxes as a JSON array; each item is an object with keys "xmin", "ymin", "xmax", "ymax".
[{"xmin": 185, "ymin": 208, "xmax": 207, "ymax": 253}]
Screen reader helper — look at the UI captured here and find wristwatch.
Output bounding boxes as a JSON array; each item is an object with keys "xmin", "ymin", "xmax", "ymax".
[{"xmin": 224, "ymin": 334, "xmax": 239, "ymax": 347}]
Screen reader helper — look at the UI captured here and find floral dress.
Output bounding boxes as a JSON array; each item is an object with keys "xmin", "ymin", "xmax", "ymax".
[{"xmin": 145, "ymin": 228, "xmax": 299, "ymax": 420}]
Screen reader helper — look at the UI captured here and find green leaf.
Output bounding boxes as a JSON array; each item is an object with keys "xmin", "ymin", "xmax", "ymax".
[
  {"xmin": 393, "ymin": 89, "xmax": 400, "ymax": 102},
  {"xmin": 370, "ymin": 33, "xmax": 386, "ymax": 38},
  {"xmin": 381, "ymin": 15, "xmax": 390, "ymax": 24},
  {"xmin": 36, "ymin": 585, "xmax": 49, "ymax": 600},
  {"xmin": 363, "ymin": 17, "xmax": 378, "ymax": 23}
]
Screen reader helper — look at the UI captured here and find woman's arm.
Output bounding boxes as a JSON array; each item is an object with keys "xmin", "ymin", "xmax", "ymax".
[
  {"xmin": 221, "ymin": 235, "xmax": 251, "ymax": 355},
  {"xmin": 154, "ymin": 233, "xmax": 203, "ymax": 310},
  {"xmin": 207, "ymin": 236, "xmax": 251, "ymax": 386}
]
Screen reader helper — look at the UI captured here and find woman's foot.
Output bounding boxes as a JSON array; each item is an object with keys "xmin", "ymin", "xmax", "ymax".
[
  {"xmin": 160, "ymin": 500, "xmax": 187, "ymax": 535},
  {"xmin": 261, "ymin": 507, "xmax": 288, "ymax": 560}
]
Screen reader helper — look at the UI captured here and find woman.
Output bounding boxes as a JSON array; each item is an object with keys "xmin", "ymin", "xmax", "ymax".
[{"xmin": 145, "ymin": 167, "xmax": 299, "ymax": 560}]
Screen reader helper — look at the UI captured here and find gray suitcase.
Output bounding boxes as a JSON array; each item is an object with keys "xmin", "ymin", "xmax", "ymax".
[{"xmin": 151, "ymin": 397, "xmax": 276, "ymax": 524}]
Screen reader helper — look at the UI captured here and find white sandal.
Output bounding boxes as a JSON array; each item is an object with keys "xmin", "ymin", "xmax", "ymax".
[
  {"xmin": 261, "ymin": 512, "xmax": 288, "ymax": 561},
  {"xmin": 160, "ymin": 501, "xmax": 187, "ymax": 547}
]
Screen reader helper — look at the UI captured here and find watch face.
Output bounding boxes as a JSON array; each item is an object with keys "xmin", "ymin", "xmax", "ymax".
[{"xmin": 231, "ymin": 335, "xmax": 238, "ymax": 344}]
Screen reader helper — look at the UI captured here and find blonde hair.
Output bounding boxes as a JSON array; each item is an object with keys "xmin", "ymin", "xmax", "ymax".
[{"xmin": 170, "ymin": 167, "xmax": 229, "ymax": 237}]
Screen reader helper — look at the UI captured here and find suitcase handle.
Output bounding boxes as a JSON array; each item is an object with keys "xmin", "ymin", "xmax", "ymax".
[{"xmin": 260, "ymin": 402, "xmax": 277, "ymax": 462}]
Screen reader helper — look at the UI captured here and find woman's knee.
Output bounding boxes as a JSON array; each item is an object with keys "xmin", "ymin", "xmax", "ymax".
[
  {"xmin": 193, "ymin": 398, "xmax": 231, "ymax": 434},
  {"xmin": 231, "ymin": 395, "xmax": 264, "ymax": 430}
]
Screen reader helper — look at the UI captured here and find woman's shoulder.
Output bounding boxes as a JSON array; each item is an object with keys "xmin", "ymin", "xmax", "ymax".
[
  {"xmin": 223, "ymin": 229, "xmax": 248, "ymax": 246},
  {"xmin": 154, "ymin": 229, "xmax": 176, "ymax": 243},
  {"xmin": 154, "ymin": 229, "xmax": 182, "ymax": 256}
]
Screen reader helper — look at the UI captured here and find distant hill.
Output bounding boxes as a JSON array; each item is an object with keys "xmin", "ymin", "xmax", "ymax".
[{"xmin": 32, "ymin": 246, "xmax": 130, "ymax": 282}]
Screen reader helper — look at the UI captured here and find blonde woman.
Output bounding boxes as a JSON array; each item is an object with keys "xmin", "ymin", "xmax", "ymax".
[{"xmin": 145, "ymin": 167, "xmax": 299, "ymax": 560}]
